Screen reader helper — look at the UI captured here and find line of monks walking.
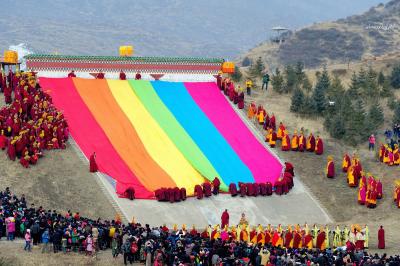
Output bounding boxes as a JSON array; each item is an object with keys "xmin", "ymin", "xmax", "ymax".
[
  {"xmin": 379, "ymin": 143, "xmax": 400, "ymax": 166},
  {"xmin": 0, "ymin": 70, "xmax": 68, "ymax": 167},
  {"xmin": 197, "ymin": 221, "xmax": 377, "ymax": 251},
  {"xmin": 247, "ymin": 103, "xmax": 324, "ymax": 154},
  {"xmin": 217, "ymin": 75, "xmax": 245, "ymax": 109}
]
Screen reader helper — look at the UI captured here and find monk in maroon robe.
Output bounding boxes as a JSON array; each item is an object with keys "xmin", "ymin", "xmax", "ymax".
[
  {"xmin": 194, "ymin": 185, "xmax": 203, "ymax": 199},
  {"xmin": 246, "ymin": 183, "xmax": 255, "ymax": 196},
  {"xmin": 0, "ymin": 131, "xmax": 7, "ymax": 150},
  {"xmin": 293, "ymin": 231, "xmax": 302, "ymax": 249},
  {"xmin": 274, "ymin": 179, "xmax": 282, "ymax": 195},
  {"xmin": 307, "ymin": 133, "xmax": 316, "ymax": 152},
  {"xmin": 174, "ymin": 187, "xmax": 181, "ymax": 201},
  {"xmin": 316, "ymin": 230, "xmax": 326, "ymax": 250},
  {"xmin": 238, "ymin": 92, "xmax": 245, "ymax": 109},
  {"xmin": 284, "ymin": 162, "xmax": 295, "ymax": 176},
  {"xmin": 269, "ymin": 114, "xmax": 276, "ymax": 130},
  {"xmin": 96, "ymin": 72, "xmax": 105, "ymax": 79},
  {"xmin": 221, "ymin": 209, "xmax": 229, "ymax": 229},
  {"xmin": 326, "ymin": 157, "xmax": 335, "ymax": 178},
  {"xmin": 168, "ymin": 188, "xmax": 175, "ymax": 203},
  {"xmin": 180, "ymin": 188, "xmax": 186, "ymax": 200},
  {"xmin": 315, "ymin": 136, "xmax": 324, "ymax": 155},
  {"xmin": 266, "ymin": 182, "xmax": 273, "ymax": 196},
  {"xmin": 119, "ymin": 71, "xmax": 126, "ymax": 80},
  {"xmin": 284, "ymin": 231, "xmax": 293, "ymax": 249},
  {"xmin": 135, "ymin": 72, "xmax": 142, "ymax": 80},
  {"xmin": 89, "ymin": 152, "xmax": 98, "ymax": 172},
  {"xmin": 229, "ymin": 183, "xmax": 238, "ymax": 196},
  {"xmin": 378, "ymin": 226, "xmax": 385, "ymax": 249},
  {"xmin": 216, "ymin": 74, "xmax": 222, "ymax": 89},
  {"xmin": 203, "ymin": 182, "xmax": 212, "ymax": 197},
  {"xmin": 259, "ymin": 183, "xmax": 267, "ymax": 196},
  {"xmin": 67, "ymin": 70, "xmax": 76, "ymax": 78},
  {"xmin": 253, "ymin": 183, "xmax": 260, "ymax": 196},
  {"xmin": 212, "ymin": 177, "xmax": 221, "ymax": 195},
  {"xmin": 7, "ymin": 141, "xmax": 16, "ymax": 161},
  {"xmin": 239, "ymin": 183, "xmax": 247, "ymax": 197}
]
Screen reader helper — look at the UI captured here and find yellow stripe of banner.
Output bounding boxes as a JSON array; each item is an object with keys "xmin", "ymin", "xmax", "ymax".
[{"xmin": 107, "ymin": 80, "xmax": 205, "ymax": 194}]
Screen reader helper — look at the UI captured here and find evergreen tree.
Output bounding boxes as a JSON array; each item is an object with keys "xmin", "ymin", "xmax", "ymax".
[
  {"xmin": 301, "ymin": 95, "xmax": 314, "ymax": 115},
  {"xmin": 357, "ymin": 67, "xmax": 368, "ymax": 90},
  {"xmin": 330, "ymin": 114, "xmax": 346, "ymax": 139},
  {"xmin": 363, "ymin": 66, "xmax": 379, "ymax": 100},
  {"xmin": 367, "ymin": 104, "xmax": 384, "ymax": 131},
  {"xmin": 301, "ymin": 75, "xmax": 312, "ymax": 94},
  {"xmin": 344, "ymin": 99, "xmax": 367, "ymax": 144},
  {"xmin": 394, "ymin": 103, "xmax": 400, "ymax": 124},
  {"xmin": 284, "ymin": 64, "xmax": 297, "ymax": 93},
  {"xmin": 377, "ymin": 71, "xmax": 385, "ymax": 86},
  {"xmin": 348, "ymin": 72, "xmax": 360, "ymax": 97},
  {"xmin": 326, "ymin": 75, "xmax": 345, "ymax": 99},
  {"xmin": 230, "ymin": 66, "xmax": 243, "ymax": 82},
  {"xmin": 271, "ymin": 68, "xmax": 284, "ymax": 93},
  {"xmin": 311, "ymin": 83, "xmax": 326, "ymax": 114},
  {"xmin": 248, "ymin": 57, "xmax": 265, "ymax": 79},
  {"xmin": 390, "ymin": 64, "xmax": 400, "ymax": 89},
  {"xmin": 380, "ymin": 79, "xmax": 393, "ymax": 98},
  {"xmin": 294, "ymin": 62, "xmax": 306, "ymax": 86},
  {"xmin": 316, "ymin": 66, "xmax": 331, "ymax": 93},
  {"xmin": 290, "ymin": 88, "xmax": 305, "ymax": 113}
]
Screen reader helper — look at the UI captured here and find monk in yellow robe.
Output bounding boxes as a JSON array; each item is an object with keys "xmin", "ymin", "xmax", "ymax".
[
  {"xmin": 277, "ymin": 122, "xmax": 285, "ymax": 140},
  {"xmin": 291, "ymin": 131, "xmax": 299, "ymax": 151},
  {"xmin": 281, "ymin": 131, "xmax": 291, "ymax": 151}
]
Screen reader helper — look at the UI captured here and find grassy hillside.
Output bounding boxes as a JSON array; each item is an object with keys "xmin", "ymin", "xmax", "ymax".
[{"xmin": 241, "ymin": 0, "xmax": 400, "ymax": 69}]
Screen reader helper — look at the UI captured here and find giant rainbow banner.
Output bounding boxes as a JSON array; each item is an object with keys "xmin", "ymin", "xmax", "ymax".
[{"xmin": 39, "ymin": 78, "xmax": 283, "ymax": 199}]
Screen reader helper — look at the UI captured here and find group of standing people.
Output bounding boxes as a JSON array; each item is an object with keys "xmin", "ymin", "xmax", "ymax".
[
  {"xmin": 217, "ymin": 75, "xmax": 245, "ymax": 109},
  {"xmin": 0, "ymin": 70, "xmax": 69, "ymax": 167}
]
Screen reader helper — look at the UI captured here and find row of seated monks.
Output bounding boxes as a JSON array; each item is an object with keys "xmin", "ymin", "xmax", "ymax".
[{"xmin": 154, "ymin": 162, "xmax": 295, "ymax": 202}]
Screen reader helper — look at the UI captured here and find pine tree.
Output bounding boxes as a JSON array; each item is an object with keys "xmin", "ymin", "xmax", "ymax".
[
  {"xmin": 294, "ymin": 61, "xmax": 306, "ymax": 87},
  {"xmin": 357, "ymin": 67, "xmax": 367, "ymax": 90},
  {"xmin": 380, "ymin": 79, "xmax": 393, "ymax": 98},
  {"xmin": 284, "ymin": 64, "xmax": 296, "ymax": 93},
  {"xmin": 290, "ymin": 88, "xmax": 305, "ymax": 113},
  {"xmin": 330, "ymin": 114, "xmax": 346, "ymax": 139},
  {"xmin": 302, "ymin": 95, "xmax": 314, "ymax": 115},
  {"xmin": 348, "ymin": 72, "xmax": 360, "ymax": 97},
  {"xmin": 377, "ymin": 71, "xmax": 385, "ymax": 86},
  {"xmin": 394, "ymin": 103, "xmax": 400, "ymax": 124},
  {"xmin": 327, "ymin": 75, "xmax": 345, "ymax": 99},
  {"xmin": 230, "ymin": 66, "xmax": 243, "ymax": 82},
  {"xmin": 311, "ymin": 83, "xmax": 326, "ymax": 114},
  {"xmin": 364, "ymin": 66, "xmax": 379, "ymax": 100},
  {"xmin": 345, "ymin": 99, "xmax": 367, "ymax": 144},
  {"xmin": 367, "ymin": 104, "xmax": 384, "ymax": 131},
  {"xmin": 248, "ymin": 57, "xmax": 265, "ymax": 79},
  {"xmin": 316, "ymin": 66, "xmax": 331, "ymax": 93},
  {"xmin": 271, "ymin": 68, "xmax": 284, "ymax": 93},
  {"xmin": 390, "ymin": 64, "xmax": 400, "ymax": 89},
  {"xmin": 302, "ymin": 75, "xmax": 312, "ymax": 94}
]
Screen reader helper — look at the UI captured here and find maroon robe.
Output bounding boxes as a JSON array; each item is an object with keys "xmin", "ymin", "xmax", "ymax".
[
  {"xmin": 180, "ymin": 188, "xmax": 187, "ymax": 200},
  {"xmin": 0, "ymin": 134, "xmax": 7, "ymax": 150},
  {"xmin": 259, "ymin": 183, "xmax": 267, "ymax": 196},
  {"xmin": 96, "ymin": 72, "xmax": 105, "ymax": 79},
  {"xmin": 119, "ymin": 72, "xmax": 127, "ymax": 80},
  {"xmin": 194, "ymin": 185, "xmax": 203, "ymax": 199},
  {"xmin": 239, "ymin": 183, "xmax": 247, "ymax": 197},
  {"xmin": 307, "ymin": 135, "xmax": 316, "ymax": 152},
  {"xmin": 135, "ymin": 73, "xmax": 142, "ymax": 80},
  {"xmin": 212, "ymin": 177, "xmax": 221, "ymax": 194},
  {"xmin": 315, "ymin": 138, "xmax": 324, "ymax": 155},
  {"xmin": 284, "ymin": 231, "xmax": 293, "ymax": 249},
  {"xmin": 316, "ymin": 231, "xmax": 326, "ymax": 250},
  {"xmin": 269, "ymin": 115, "xmax": 276, "ymax": 131},
  {"xmin": 68, "ymin": 72, "xmax": 76, "ymax": 78},
  {"xmin": 89, "ymin": 153, "xmax": 98, "ymax": 172},
  {"xmin": 229, "ymin": 183, "xmax": 238, "ymax": 196},
  {"xmin": 378, "ymin": 227, "xmax": 385, "ymax": 249},
  {"xmin": 246, "ymin": 183, "xmax": 255, "ymax": 196},
  {"xmin": 203, "ymin": 182, "xmax": 212, "ymax": 197},
  {"xmin": 293, "ymin": 232, "xmax": 302, "ymax": 249},
  {"xmin": 221, "ymin": 210, "xmax": 229, "ymax": 229},
  {"xmin": 327, "ymin": 161, "xmax": 335, "ymax": 178},
  {"xmin": 266, "ymin": 182, "xmax": 273, "ymax": 196},
  {"xmin": 284, "ymin": 162, "xmax": 295, "ymax": 176},
  {"xmin": 238, "ymin": 92, "xmax": 245, "ymax": 109},
  {"xmin": 7, "ymin": 142, "xmax": 16, "ymax": 161}
]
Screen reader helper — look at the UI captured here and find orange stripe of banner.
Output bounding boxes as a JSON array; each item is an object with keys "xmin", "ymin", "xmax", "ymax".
[{"xmin": 72, "ymin": 78, "xmax": 176, "ymax": 191}]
